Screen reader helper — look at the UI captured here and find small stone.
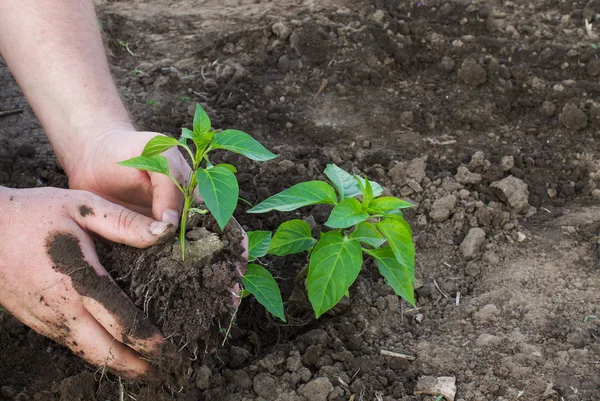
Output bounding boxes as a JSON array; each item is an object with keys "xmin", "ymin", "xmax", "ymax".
[
  {"xmin": 561, "ymin": 103, "xmax": 588, "ymax": 131},
  {"xmin": 465, "ymin": 261, "xmax": 480, "ymax": 277},
  {"xmin": 229, "ymin": 346, "xmax": 251, "ymax": 368},
  {"xmin": 469, "ymin": 151, "xmax": 486, "ymax": 169},
  {"xmin": 299, "ymin": 377, "xmax": 333, "ymax": 401},
  {"xmin": 458, "ymin": 189, "xmax": 470, "ymax": 200},
  {"xmin": 474, "ymin": 304, "xmax": 500, "ymax": 321},
  {"xmin": 592, "ymin": 188, "xmax": 600, "ymax": 199},
  {"xmin": 586, "ymin": 59, "xmax": 600, "ymax": 77},
  {"xmin": 456, "ymin": 166, "xmax": 482, "ymax": 185},
  {"xmin": 287, "ymin": 352, "xmax": 303, "ymax": 372},
  {"xmin": 369, "ymin": 9, "xmax": 386, "ymax": 24},
  {"xmin": 541, "ymin": 101, "xmax": 557, "ymax": 117},
  {"xmin": 476, "ymin": 333, "xmax": 502, "ymax": 347},
  {"xmin": 278, "ymin": 55, "xmax": 291, "ymax": 72},
  {"xmin": 441, "ymin": 56, "xmax": 456, "ymax": 72},
  {"xmin": 429, "ymin": 195, "xmax": 457, "ymax": 222},
  {"xmin": 548, "ymin": 188, "xmax": 558, "ymax": 198},
  {"xmin": 489, "ymin": 176, "xmax": 530, "ymax": 215},
  {"xmin": 400, "ymin": 111, "xmax": 414, "ymax": 126},
  {"xmin": 195, "ymin": 365, "xmax": 212, "ymax": 390},
  {"xmin": 459, "ymin": 58, "xmax": 487, "ymax": 86},
  {"xmin": 501, "ymin": 156, "xmax": 515, "ymax": 171},
  {"xmin": 460, "ymin": 228, "xmax": 486, "ymax": 260},
  {"xmin": 388, "ymin": 156, "xmax": 427, "ymax": 186},
  {"xmin": 482, "ymin": 250, "xmax": 500, "ymax": 265},
  {"xmin": 253, "ymin": 373, "xmax": 279, "ymax": 400},
  {"xmin": 407, "ymin": 179, "xmax": 423, "ymax": 192},
  {"xmin": 272, "ymin": 22, "xmax": 292, "ymax": 40}
]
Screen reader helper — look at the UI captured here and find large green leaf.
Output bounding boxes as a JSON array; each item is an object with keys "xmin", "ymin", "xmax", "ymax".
[
  {"xmin": 307, "ymin": 232, "xmax": 363, "ymax": 318},
  {"xmin": 247, "ymin": 231, "xmax": 272, "ymax": 261},
  {"xmin": 193, "ymin": 103, "xmax": 211, "ymax": 135},
  {"xmin": 243, "ymin": 264, "xmax": 286, "ymax": 322},
  {"xmin": 369, "ymin": 197, "xmax": 413, "ymax": 213},
  {"xmin": 268, "ymin": 220, "xmax": 316, "ymax": 256},
  {"xmin": 141, "ymin": 135, "xmax": 180, "ymax": 157},
  {"xmin": 377, "ymin": 217, "xmax": 415, "ymax": 281},
  {"xmin": 349, "ymin": 222, "xmax": 386, "ymax": 248},
  {"xmin": 197, "ymin": 166, "xmax": 239, "ymax": 230},
  {"xmin": 248, "ymin": 181, "xmax": 337, "ymax": 213},
  {"xmin": 325, "ymin": 198, "xmax": 369, "ymax": 229},
  {"xmin": 365, "ymin": 247, "xmax": 415, "ymax": 306},
  {"xmin": 324, "ymin": 164, "xmax": 383, "ymax": 199},
  {"xmin": 118, "ymin": 155, "xmax": 170, "ymax": 176},
  {"xmin": 213, "ymin": 130, "xmax": 276, "ymax": 162}
]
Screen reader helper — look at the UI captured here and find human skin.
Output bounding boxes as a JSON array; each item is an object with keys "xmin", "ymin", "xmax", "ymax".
[{"xmin": 0, "ymin": 0, "xmax": 224, "ymax": 379}]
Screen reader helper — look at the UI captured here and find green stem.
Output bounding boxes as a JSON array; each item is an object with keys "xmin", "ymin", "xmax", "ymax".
[{"xmin": 179, "ymin": 196, "xmax": 192, "ymax": 261}]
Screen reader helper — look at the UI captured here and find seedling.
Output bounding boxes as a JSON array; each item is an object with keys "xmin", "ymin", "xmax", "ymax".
[
  {"xmin": 118, "ymin": 104, "xmax": 276, "ymax": 260},
  {"xmin": 244, "ymin": 164, "xmax": 416, "ymax": 320},
  {"xmin": 147, "ymin": 99, "xmax": 156, "ymax": 106}
]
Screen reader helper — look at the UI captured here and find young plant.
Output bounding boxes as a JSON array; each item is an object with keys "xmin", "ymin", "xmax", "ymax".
[
  {"xmin": 118, "ymin": 104, "xmax": 276, "ymax": 260},
  {"xmin": 244, "ymin": 164, "xmax": 415, "ymax": 320}
]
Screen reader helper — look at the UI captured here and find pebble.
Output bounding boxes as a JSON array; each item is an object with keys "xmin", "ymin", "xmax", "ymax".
[
  {"xmin": 460, "ymin": 228, "xmax": 486, "ymax": 260},
  {"xmin": 459, "ymin": 59, "xmax": 487, "ymax": 86},
  {"xmin": 429, "ymin": 195, "xmax": 457, "ymax": 222},
  {"xmin": 501, "ymin": 156, "xmax": 515, "ymax": 171},
  {"xmin": 489, "ymin": 176, "xmax": 530, "ymax": 215},
  {"xmin": 299, "ymin": 377, "xmax": 333, "ymax": 401},
  {"xmin": 561, "ymin": 103, "xmax": 588, "ymax": 131}
]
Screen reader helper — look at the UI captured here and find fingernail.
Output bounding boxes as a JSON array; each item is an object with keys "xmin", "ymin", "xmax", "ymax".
[
  {"xmin": 162, "ymin": 209, "xmax": 180, "ymax": 227},
  {"xmin": 149, "ymin": 221, "xmax": 171, "ymax": 236}
]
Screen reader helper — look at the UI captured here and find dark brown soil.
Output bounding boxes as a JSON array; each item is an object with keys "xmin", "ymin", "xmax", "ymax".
[
  {"xmin": 2, "ymin": 0, "xmax": 600, "ymax": 400},
  {"xmin": 99, "ymin": 215, "xmax": 245, "ymax": 388}
]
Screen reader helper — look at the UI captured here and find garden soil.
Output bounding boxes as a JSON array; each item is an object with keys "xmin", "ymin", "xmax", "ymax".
[{"xmin": 1, "ymin": 0, "xmax": 600, "ymax": 400}]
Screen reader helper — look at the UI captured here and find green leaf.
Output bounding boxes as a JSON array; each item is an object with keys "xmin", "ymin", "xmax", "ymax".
[
  {"xmin": 369, "ymin": 197, "xmax": 413, "ymax": 212},
  {"xmin": 307, "ymin": 232, "xmax": 363, "ymax": 318},
  {"xmin": 243, "ymin": 264, "xmax": 286, "ymax": 322},
  {"xmin": 324, "ymin": 164, "xmax": 383, "ymax": 199},
  {"xmin": 325, "ymin": 198, "xmax": 369, "ymax": 229},
  {"xmin": 377, "ymin": 217, "xmax": 415, "ymax": 281},
  {"xmin": 181, "ymin": 127, "xmax": 195, "ymax": 139},
  {"xmin": 349, "ymin": 222, "xmax": 386, "ymax": 248},
  {"xmin": 268, "ymin": 220, "xmax": 316, "ymax": 256},
  {"xmin": 213, "ymin": 129, "xmax": 277, "ymax": 162},
  {"xmin": 215, "ymin": 163, "xmax": 238, "ymax": 173},
  {"xmin": 361, "ymin": 176, "xmax": 374, "ymax": 207},
  {"xmin": 247, "ymin": 231, "xmax": 272, "ymax": 261},
  {"xmin": 365, "ymin": 247, "xmax": 415, "ymax": 306},
  {"xmin": 193, "ymin": 103, "xmax": 211, "ymax": 135},
  {"xmin": 248, "ymin": 181, "xmax": 337, "ymax": 213},
  {"xmin": 118, "ymin": 155, "xmax": 170, "ymax": 176},
  {"xmin": 141, "ymin": 136, "xmax": 180, "ymax": 157},
  {"xmin": 197, "ymin": 166, "xmax": 239, "ymax": 230}
]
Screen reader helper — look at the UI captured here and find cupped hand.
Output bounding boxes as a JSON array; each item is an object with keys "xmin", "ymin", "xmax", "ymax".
[
  {"xmin": 0, "ymin": 186, "xmax": 175, "ymax": 379},
  {"xmin": 67, "ymin": 128, "xmax": 191, "ymax": 226}
]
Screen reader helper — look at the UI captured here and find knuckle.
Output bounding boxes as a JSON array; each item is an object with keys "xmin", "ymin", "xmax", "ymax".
[{"xmin": 117, "ymin": 208, "xmax": 140, "ymax": 232}]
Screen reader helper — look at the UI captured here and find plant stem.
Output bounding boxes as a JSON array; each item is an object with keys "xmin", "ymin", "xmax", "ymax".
[{"xmin": 180, "ymin": 196, "xmax": 191, "ymax": 261}]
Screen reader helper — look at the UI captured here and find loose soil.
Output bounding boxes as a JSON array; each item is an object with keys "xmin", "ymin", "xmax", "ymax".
[{"xmin": 1, "ymin": 0, "xmax": 600, "ymax": 400}]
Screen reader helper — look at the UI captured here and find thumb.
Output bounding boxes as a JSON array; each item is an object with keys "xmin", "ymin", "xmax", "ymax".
[{"xmin": 71, "ymin": 192, "xmax": 176, "ymax": 248}]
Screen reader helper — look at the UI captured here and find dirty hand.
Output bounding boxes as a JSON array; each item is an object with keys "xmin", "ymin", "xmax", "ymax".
[
  {"xmin": 66, "ymin": 128, "xmax": 192, "ymax": 227},
  {"xmin": 66, "ymin": 127, "xmax": 250, "ymax": 298},
  {"xmin": 0, "ymin": 186, "xmax": 175, "ymax": 379}
]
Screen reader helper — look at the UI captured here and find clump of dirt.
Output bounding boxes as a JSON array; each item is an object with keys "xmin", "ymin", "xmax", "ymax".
[{"xmin": 99, "ymin": 214, "xmax": 245, "ymax": 387}]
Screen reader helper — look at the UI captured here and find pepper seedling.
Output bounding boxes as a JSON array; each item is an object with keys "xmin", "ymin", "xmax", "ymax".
[
  {"xmin": 244, "ymin": 164, "xmax": 415, "ymax": 321},
  {"xmin": 118, "ymin": 103, "xmax": 276, "ymax": 260}
]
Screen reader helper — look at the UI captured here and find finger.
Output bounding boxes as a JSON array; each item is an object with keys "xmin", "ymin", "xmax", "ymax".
[
  {"xmin": 71, "ymin": 192, "xmax": 175, "ymax": 248},
  {"xmin": 66, "ymin": 309, "xmax": 154, "ymax": 379},
  {"xmin": 26, "ymin": 306, "xmax": 153, "ymax": 380},
  {"xmin": 72, "ymin": 237, "xmax": 166, "ymax": 357},
  {"xmin": 150, "ymin": 151, "xmax": 190, "ymax": 227}
]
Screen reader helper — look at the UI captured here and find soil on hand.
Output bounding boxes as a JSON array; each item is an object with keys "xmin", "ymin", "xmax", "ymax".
[{"xmin": 1, "ymin": 0, "xmax": 600, "ymax": 400}]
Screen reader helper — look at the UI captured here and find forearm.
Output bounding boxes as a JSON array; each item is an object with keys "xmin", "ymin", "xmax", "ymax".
[{"xmin": 0, "ymin": 0, "xmax": 133, "ymax": 174}]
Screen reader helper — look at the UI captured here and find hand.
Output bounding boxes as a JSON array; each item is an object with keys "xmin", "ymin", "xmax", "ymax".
[
  {"xmin": 0, "ymin": 186, "xmax": 175, "ymax": 379},
  {"xmin": 67, "ymin": 128, "xmax": 192, "ymax": 226}
]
